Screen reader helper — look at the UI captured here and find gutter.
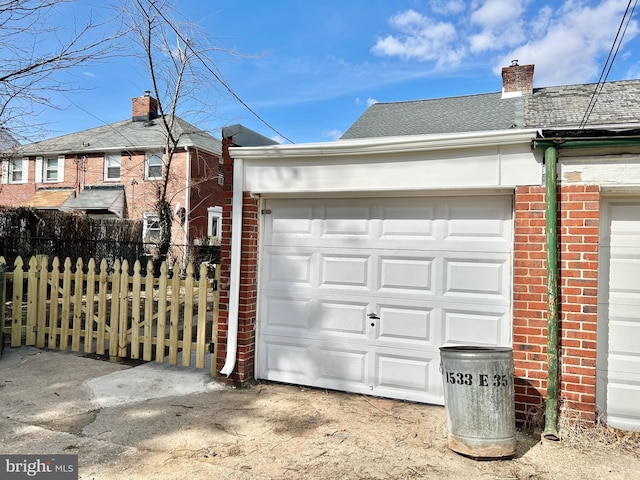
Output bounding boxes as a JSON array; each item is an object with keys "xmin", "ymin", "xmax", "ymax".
[{"xmin": 220, "ymin": 157, "xmax": 243, "ymax": 376}]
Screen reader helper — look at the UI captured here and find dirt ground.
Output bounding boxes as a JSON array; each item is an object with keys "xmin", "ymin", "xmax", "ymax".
[{"xmin": 1, "ymin": 349, "xmax": 640, "ymax": 479}]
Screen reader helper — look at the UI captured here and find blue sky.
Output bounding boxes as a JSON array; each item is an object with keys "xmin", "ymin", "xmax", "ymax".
[{"xmin": 23, "ymin": 0, "xmax": 640, "ymax": 144}]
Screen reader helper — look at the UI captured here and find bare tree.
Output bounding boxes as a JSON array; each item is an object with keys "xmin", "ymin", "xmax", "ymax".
[
  {"xmin": 123, "ymin": 0, "xmax": 237, "ymax": 264},
  {"xmin": 0, "ymin": 0, "xmax": 123, "ymax": 141}
]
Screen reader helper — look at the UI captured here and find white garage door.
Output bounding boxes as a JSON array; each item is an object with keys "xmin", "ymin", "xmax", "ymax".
[
  {"xmin": 257, "ymin": 195, "xmax": 513, "ymax": 404},
  {"xmin": 598, "ymin": 200, "xmax": 640, "ymax": 431}
]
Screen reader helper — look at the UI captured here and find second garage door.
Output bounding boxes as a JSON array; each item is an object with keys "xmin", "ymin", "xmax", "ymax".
[{"xmin": 257, "ymin": 195, "xmax": 513, "ymax": 404}]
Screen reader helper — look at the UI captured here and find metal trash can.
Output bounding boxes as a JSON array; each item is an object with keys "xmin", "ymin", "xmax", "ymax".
[{"xmin": 439, "ymin": 346, "xmax": 516, "ymax": 458}]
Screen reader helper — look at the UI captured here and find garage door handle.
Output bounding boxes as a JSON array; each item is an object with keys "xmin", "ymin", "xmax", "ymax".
[{"xmin": 367, "ymin": 313, "xmax": 379, "ymax": 320}]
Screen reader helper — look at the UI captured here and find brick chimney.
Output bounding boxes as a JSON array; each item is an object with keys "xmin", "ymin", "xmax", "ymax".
[
  {"xmin": 501, "ymin": 60, "xmax": 534, "ymax": 98},
  {"xmin": 131, "ymin": 91, "xmax": 159, "ymax": 122}
]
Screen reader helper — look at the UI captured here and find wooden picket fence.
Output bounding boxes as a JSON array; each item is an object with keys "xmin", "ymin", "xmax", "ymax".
[{"xmin": 0, "ymin": 255, "xmax": 220, "ymax": 376}]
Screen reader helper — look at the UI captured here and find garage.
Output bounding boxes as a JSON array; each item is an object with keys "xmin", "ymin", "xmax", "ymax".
[
  {"xmin": 598, "ymin": 200, "xmax": 640, "ymax": 431},
  {"xmin": 257, "ymin": 194, "xmax": 513, "ymax": 404}
]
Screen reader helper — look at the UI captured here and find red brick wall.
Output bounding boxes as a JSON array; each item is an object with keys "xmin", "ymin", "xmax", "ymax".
[
  {"xmin": 188, "ymin": 148, "xmax": 224, "ymax": 241},
  {"xmin": 513, "ymin": 185, "xmax": 600, "ymax": 426},
  {"xmin": 217, "ymin": 138, "xmax": 258, "ymax": 383}
]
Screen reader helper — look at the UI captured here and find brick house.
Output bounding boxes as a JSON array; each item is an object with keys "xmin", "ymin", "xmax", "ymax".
[
  {"xmin": 217, "ymin": 63, "xmax": 640, "ymax": 434},
  {"xmin": 0, "ymin": 93, "xmax": 224, "ymax": 261}
]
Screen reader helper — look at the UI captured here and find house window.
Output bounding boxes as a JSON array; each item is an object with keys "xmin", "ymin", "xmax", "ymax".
[
  {"xmin": 10, "ymin": 158, "xmax": 26, "ymax": 183},
  {"xmin": 45, "ymin": 157, "xmax": 59, "ymax": 181},
  {"xmin": 145, "ymin": 152, "xmax": 163, "ymax": 180},
  {"xmin": 105, "ymin": 153, "xmax": 121, "ymax": 180},
  {"xmin": 207, "ymin": 206, "xmax": 223, "ymax": 239},
  {"xmin": 34, "ymin": 155, "xmax": 64, "ymax": 183},
  {"xmin": 143, "ymin": 212, "xmax": 161, "ymax": 242}
]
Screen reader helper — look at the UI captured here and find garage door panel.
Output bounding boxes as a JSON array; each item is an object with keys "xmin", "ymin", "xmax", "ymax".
[
  {"xmin": 443, "ymin": 308, "xmax": 509, "ymax": 346},
  {"xmin": 443, "ymin": 255, "xmax": 510, "ymax": 303},
  {"xmin": 263, "ymin": 295, "xmax": 313, "ymax": 332},
  {"xmin": 261, "ymin": 339, "xmax": 313, "ymax": 380},
  {"xmin": 323, "ymin": 205, "xmax": 373, "ymax": 237},
  {"xmin": 378, "ymin": 255, "xmax": 434, "ymax": 294},
  {"xmin": 380, "ymin": 204, "xmax": 436, "ymax": 241},
  {"xmin": 264, "ymin": 249, "xmax": 313, "ymax": 287},
  {"xmin": 609, "ymin": 256, "xmax": 640, "ymax": 295},
  {"xmin": 373, "ymin": 352, "xmax": 442, "ymax": 404},
  {"xmin": 609, "ymin": 320, "xmax": 640, "ymax": 361},
  {"xmin": 269, "ymin": 206, "xmax": 314, "ymax": 237},
  {"xmin": 316, "ymin": 346, "xmax": 368, "ymax": 384},
  {"xmin": 317, "ymin": 300, "xmax": 369, "ymax": 337},
  {"xmin": 321, "ymin": 254, "xmax": 371, "ymax": 289},
  {"xmin": 377, "ymin": 304, "xmax": 434, "ymax": 347}
]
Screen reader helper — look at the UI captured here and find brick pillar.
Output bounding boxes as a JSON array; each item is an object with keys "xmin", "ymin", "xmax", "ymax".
[
  {"xmin": 557, "ymin": 185, "xmax": 600, "ymax": 423},
  {"xmin": 513, "ymin": 186, "xmax": 548, "ymax": 424},
  {"xmin": 513, "ymin": 184, "xmax": 600, "ymax": 427},
  {"xmin": 216, "ymin": 137, "xmax": 258, "ymax": 384}
]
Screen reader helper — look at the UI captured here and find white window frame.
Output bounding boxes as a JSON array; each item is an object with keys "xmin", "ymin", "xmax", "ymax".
[
  {"xmin": 207, "ymin": 206, "xmax": 223, "ymax": 239},
  {"xmin": 44, "ymin": 157, "xmax": 58, "ymax": 182},
  {"xmin": 35, "ymin": 155, "xmax": 64, "ymax": 183},
  {"xmin": 145, "ymin": 152, "xmax": 163, "ymax": 180},
  {"xmin": 2, "ymin": 158, "xmax": 28, "ymax": 184},
  {"xmin": 104, "ymin": 152, "xmax": 121, "ymax": 181},
  {"xmin": 143, "ymin": 212, "xmax": 161, "ymax": 242}
]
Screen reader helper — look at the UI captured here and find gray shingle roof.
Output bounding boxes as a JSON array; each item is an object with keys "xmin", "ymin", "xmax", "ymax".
[
  {"xmin": 8, "ymin": 116, "xmax": 221, "ymax": 157},
  {"xmin": 341, "ymin": 79, "xmax": 640, "ymax": 139},
  {"xmin": 342, "ymin": 93, "xmax": 523, "ymax": 139},
  {"xmin": 525, "ymin": 80, "xmax": 640, "ymax": 128}
]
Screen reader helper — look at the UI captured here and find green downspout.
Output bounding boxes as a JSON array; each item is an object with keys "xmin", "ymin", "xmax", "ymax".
[{"xmin": 543, "ymin": 145, "xmax": 560, "ymax": 440}]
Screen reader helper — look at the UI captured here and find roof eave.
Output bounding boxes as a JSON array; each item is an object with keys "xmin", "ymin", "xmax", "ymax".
[{"xmin": 229, "ymin": 128, "xmax": 539, "ymax": 159}]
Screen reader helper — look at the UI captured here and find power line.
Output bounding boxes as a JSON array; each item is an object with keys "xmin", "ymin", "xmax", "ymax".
[
  {"xmin": 579, "ymin": 0, "xmax": 638, "ymax": 128},
  {"xmin": 148, "ymin": 1, "xmax": 295, "ymax": 144}
]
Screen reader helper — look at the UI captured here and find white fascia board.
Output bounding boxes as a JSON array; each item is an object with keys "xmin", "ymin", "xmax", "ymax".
[{"xmin": 229, "ymin": 129, "xmax": 539, "ymax": 159}]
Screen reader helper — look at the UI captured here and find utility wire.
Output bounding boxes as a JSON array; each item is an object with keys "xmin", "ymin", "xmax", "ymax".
[
  {"xmin": 579, "ymin": 0, "xmax": 638, "ymax": 128},
  {"xmin": 149, "ymin": 2, "xmax": 295, "ymax": 144}
]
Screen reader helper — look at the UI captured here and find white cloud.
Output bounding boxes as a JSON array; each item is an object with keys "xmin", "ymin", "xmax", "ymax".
[
  {"xmin": 367, "ymin": 97, "xmax": 378, "ymax": 107},
  {"xmin": 495, "ymin": 0, "xmax": 640, "ymax": 85},
  {"xmin": 372, "ymin": 0, "xmax": 640, "ymax": 86},
  {"xmin": 371, "ymin": 9, "xmax": 462, "ymax": 67},
  {"xmin": 470, "ymin": 0, "xmax": 527, "ymax": 29}
]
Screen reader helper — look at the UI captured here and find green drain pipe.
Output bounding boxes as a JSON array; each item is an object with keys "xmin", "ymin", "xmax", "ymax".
[{"xmin": 543, "ymin": 145, "xmax": 559, "ymax": 441}]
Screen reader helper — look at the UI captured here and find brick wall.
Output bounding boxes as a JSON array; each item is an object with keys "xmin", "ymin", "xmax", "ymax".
[
  {"xmin": 217, "ymin": 137, "xmax": 258, "ymax": 384},
  {"xmin": 513, "ymin": 184, "xmax": 600, "ymax": 426}
]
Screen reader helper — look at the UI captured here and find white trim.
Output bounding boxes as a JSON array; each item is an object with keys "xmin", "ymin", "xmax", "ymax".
[
  {"xmin": 229, "ymin": 129, "xmax": 539, "ymax": 159},
  {"xmin": 35, "ymin": 156, "xmax": 43, "ymax": 183},
  {"xmin": 207, "ymin": 206, "xmax": 223, "ymax": 238},
  {"xmin": 1, "ymin": 160, "xmax": 8, "ymax": 184},
  {"xmin": 57, "ymin": 154, "xmax": 65, "ymax": 182},
  {"xmin": 220, "ymin": 158, "xmax": 243, "ymax": 377}
]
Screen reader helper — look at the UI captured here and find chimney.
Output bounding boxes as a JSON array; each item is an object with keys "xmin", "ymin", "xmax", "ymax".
[
  {"xmin": 131, "ymin": 91, "xmax": 159, "ymax": 122},
  {"xmin": 501, "ymin": 60, "xmax": 534, "ymax": 98}
]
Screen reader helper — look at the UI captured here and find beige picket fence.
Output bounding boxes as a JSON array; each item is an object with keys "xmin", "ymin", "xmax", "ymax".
[{"xmin": 0, "ymin": 255, "xmax": 219, "ymax": 376}]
